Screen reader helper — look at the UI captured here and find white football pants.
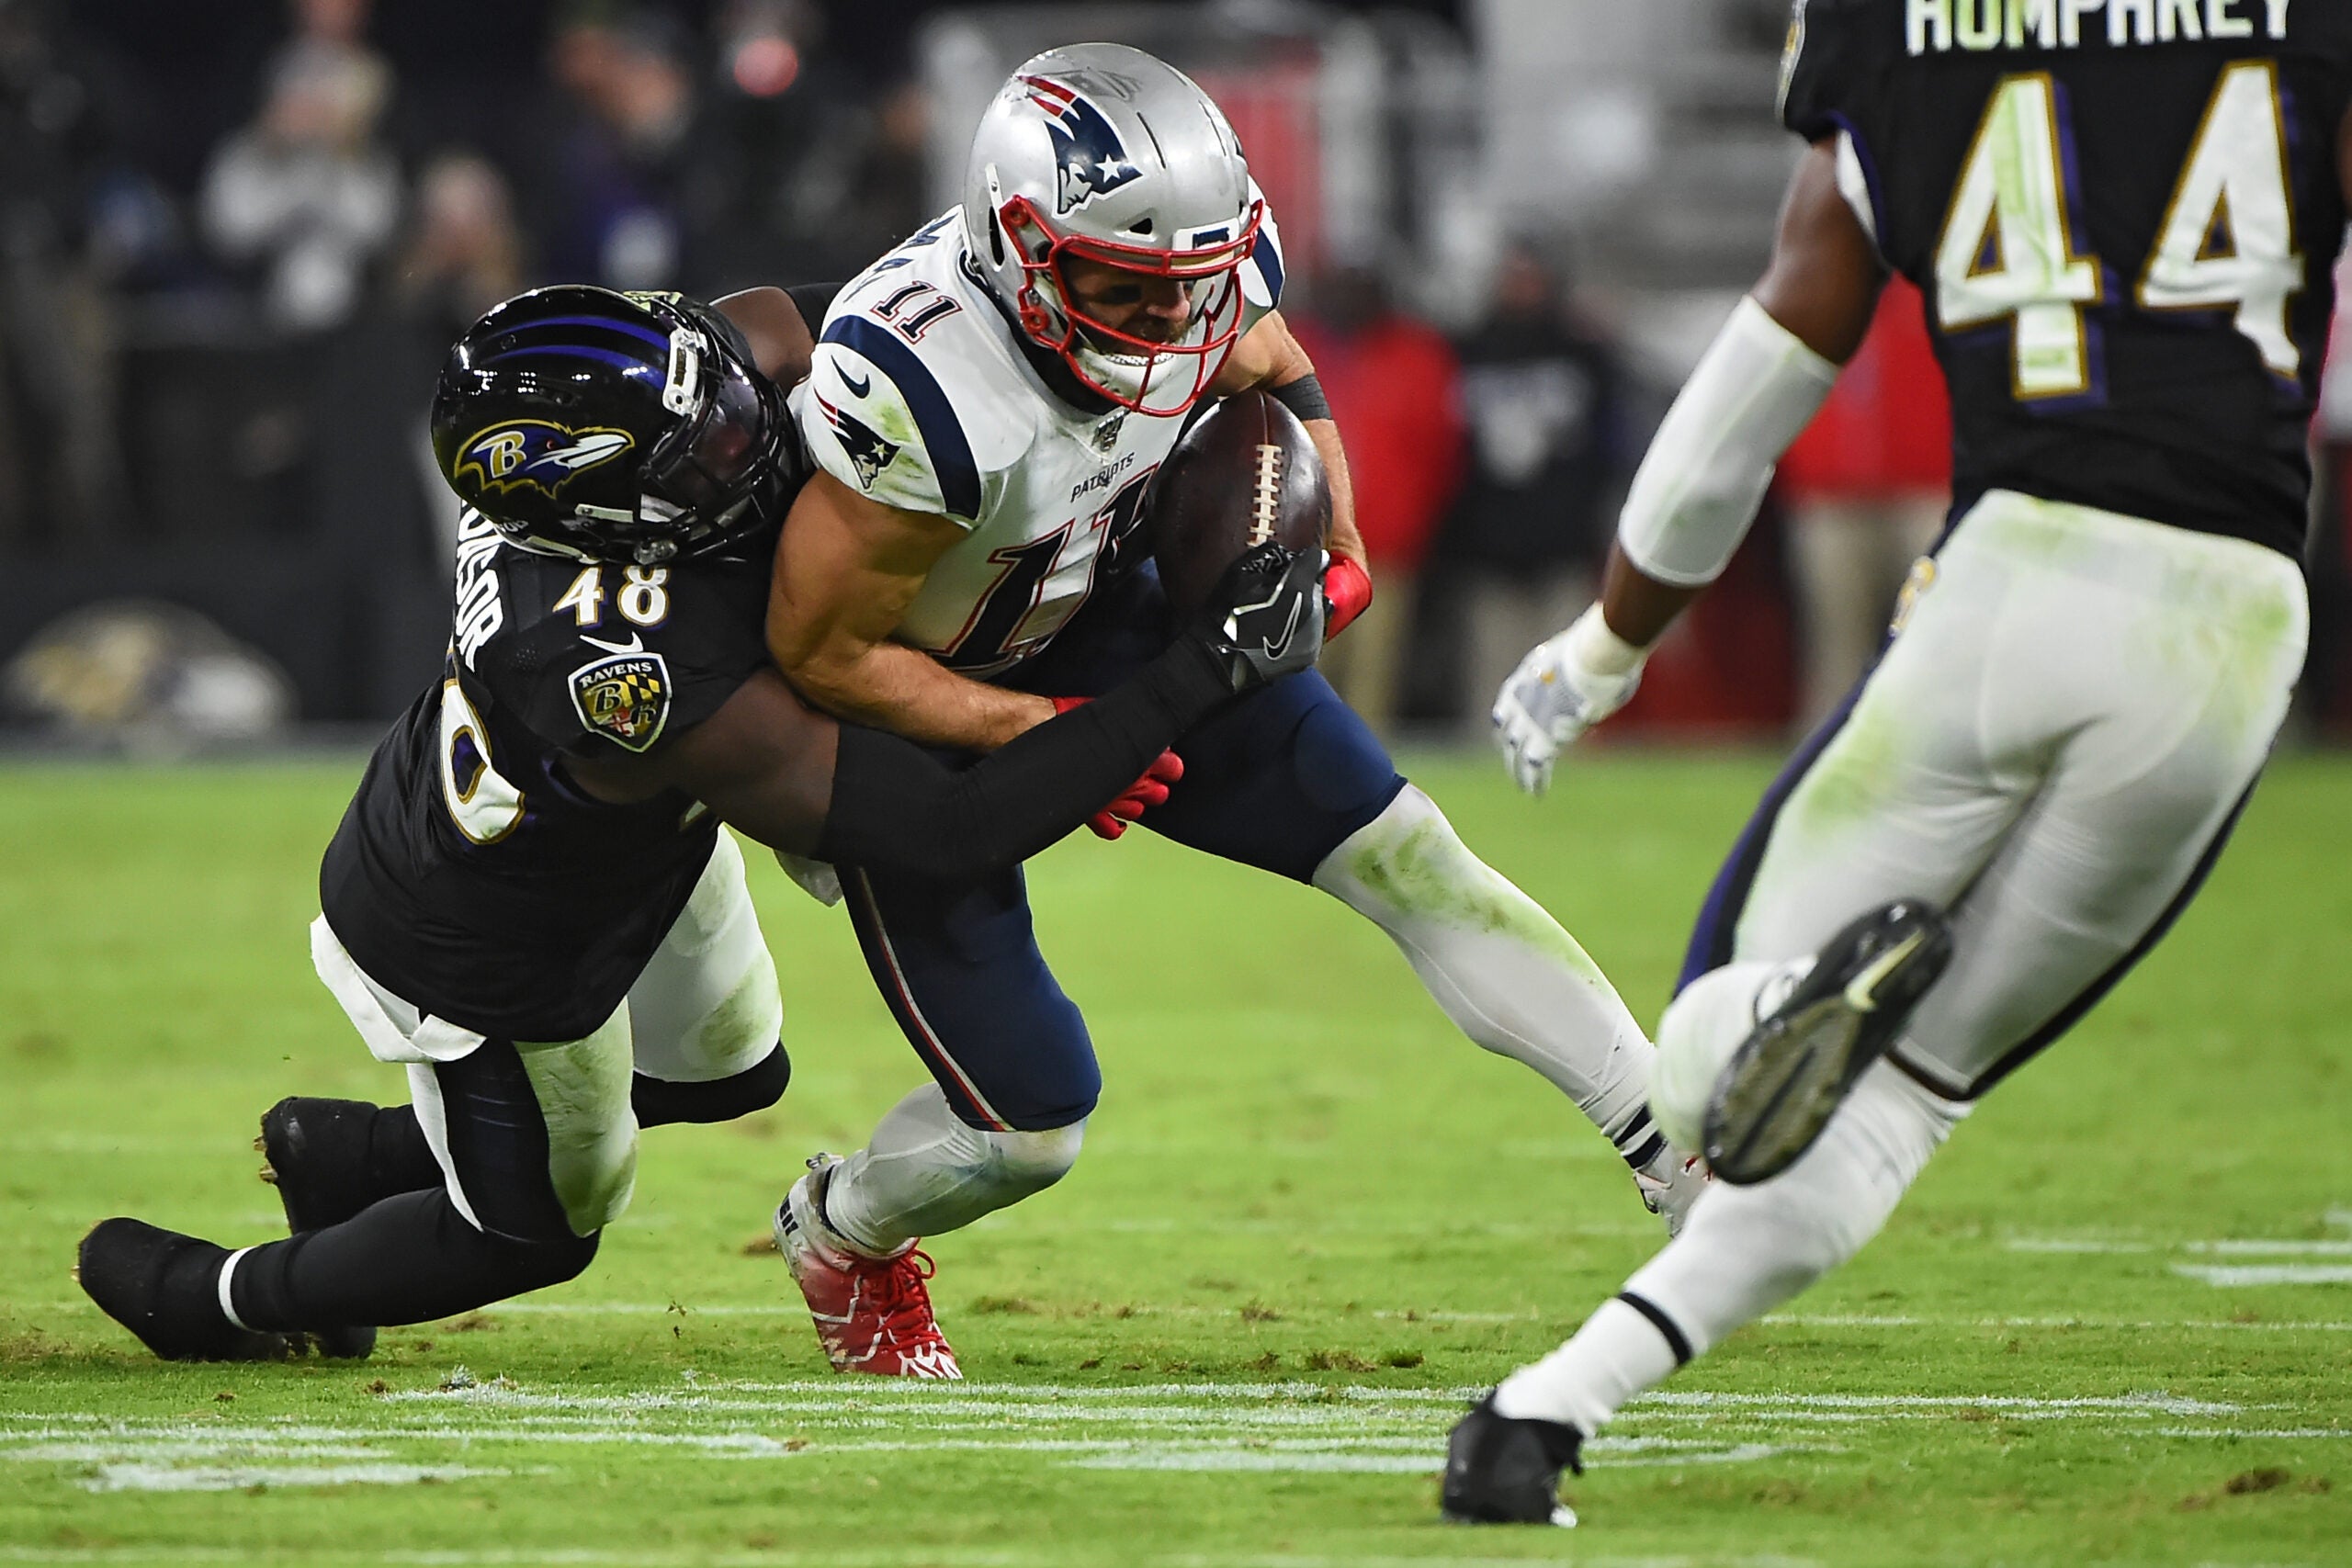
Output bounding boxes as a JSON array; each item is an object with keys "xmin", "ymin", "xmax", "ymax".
[
  {"xmin": 1700, "ymin": 489, "xmax": 2306, "ymax": 1100},
  {"xmin": 1499, "ymin": 490, "xmax": 2306, "ymax": 1436}
]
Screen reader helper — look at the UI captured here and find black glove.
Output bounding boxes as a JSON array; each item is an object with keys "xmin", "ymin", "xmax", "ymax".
[{"xmin": 1186, "ymin": 544, "xmax": 1327, "ymax": 694}]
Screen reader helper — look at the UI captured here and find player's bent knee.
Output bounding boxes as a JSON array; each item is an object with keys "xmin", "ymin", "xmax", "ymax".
[
  {"xmin": 978, "ymin": 1120, "xmax": 1086, "ymax": 1199},
  {"xmin": 1313, "ymin": 784, "xmax": 1454, "ymax": 906},
  {"xmin": 1651, "ymin": 964, "xmax": 1779, "ymax": 1151},
  {"xmin": 630, "ymin": 1043, "xmax": 791, "ymax": 1127},
  {"xmin": 486, "ymin": 1226, "xmax": 603, "ymax": 1295}
]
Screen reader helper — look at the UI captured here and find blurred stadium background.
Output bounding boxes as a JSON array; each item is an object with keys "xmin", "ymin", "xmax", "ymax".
[{"xmin": 0, "ymin": 0, "xmax": 2346, "ymax": 748}]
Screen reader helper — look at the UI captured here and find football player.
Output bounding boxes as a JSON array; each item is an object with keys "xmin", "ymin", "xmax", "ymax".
[
  {"xmin": 74, "ymin": 282, "xmax": 1328, "ymax": 1361},
  {"xmin": 1454, "ymin": 0, "xmax": 2345, "ymax": 1523},
  {"xmin": 762, "ymin": 42, "xmax": 1699, "ymax": 1380}
]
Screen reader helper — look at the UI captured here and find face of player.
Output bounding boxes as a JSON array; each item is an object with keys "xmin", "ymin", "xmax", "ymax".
[{"xmin": 1057, "ymin": 255, "xmax": 1196, "ymax": 347}]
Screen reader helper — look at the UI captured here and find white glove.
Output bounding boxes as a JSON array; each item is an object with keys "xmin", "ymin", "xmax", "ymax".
[{"xmin": 1491, "ymin": 604, "xmax": 1648, "ymax": 795}]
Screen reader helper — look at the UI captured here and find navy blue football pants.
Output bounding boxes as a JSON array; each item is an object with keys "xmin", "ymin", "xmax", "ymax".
[{"xmin": 838, "ymin": 564, "xmax": 1407, "ymax": 1132}]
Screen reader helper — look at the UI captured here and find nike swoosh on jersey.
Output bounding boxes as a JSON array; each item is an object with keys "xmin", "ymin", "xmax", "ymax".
[
  {"xmin": 580, "ymin": 631, "xmax": 646, "ymax": 655},
  {"xmin": 839, "ymin": 364, "xmax": 873, "ymax": 398}
]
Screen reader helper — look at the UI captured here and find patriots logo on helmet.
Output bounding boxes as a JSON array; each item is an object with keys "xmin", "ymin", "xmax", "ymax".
[
  {"xmin": 818, "ymin": 393, "xmax": 901, "ymax": 491},
  {"xmin": 454, "ymin": 421, "xmax": 634, "ymax": 500},
  {"xmin": 1021, "ymin": 74, "xmax": 1143, "ymax": 214}
]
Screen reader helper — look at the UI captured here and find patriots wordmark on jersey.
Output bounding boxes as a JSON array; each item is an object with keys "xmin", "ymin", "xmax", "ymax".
[
  {"xmin": 792, "ymin": 195, "xmax": 1288, "ymax": 678},
  {"xmin": 319, "ymin": 510, "xmax": 776, "ymax": 1042},
  {"xmin": 1782, "ymin": 0, "xmax": 2351, "ymax": 558}
]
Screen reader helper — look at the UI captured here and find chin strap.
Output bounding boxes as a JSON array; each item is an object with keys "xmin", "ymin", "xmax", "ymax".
[{"xmin": 1324, "ymin": 553, "xmax": 1374, "ymax": 639}]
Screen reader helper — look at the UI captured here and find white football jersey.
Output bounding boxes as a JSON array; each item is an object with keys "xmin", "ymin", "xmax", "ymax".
[{"xmin": 794, "ymin": 198, "xmax": 1286, "ymax": 677}]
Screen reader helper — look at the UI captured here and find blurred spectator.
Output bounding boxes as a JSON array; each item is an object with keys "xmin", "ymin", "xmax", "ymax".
[
  {"xmin": 1291, "ymin": 266, "xmax": 1466, "ymax": 737},
  {"xmin": 779, "ymin": 73, "xmax": 933, "ymax": 280},
  {"xmin": 392, "ymin": 152, "xmax": 526, "ymax": 340},
  {"xmin": 390, "ymin": 151, "xmax": 528, "ymax": 559},
  {"xmin": 535, "ymin": 8, "xmax": 704, "ymax": 290},
  {"xmin": 1772, "ymin": 275, "xmax": 1951, "ymax": 728},
  {"xmin": 1436, "ymin": 242, "xmax": 1630, "ymax": 739},
  {"xmin": 0, "ymin": 0, "xmax": 129, "ymax": 546},
  {"xmin": 199, "ymin": 19, "xmax": 401, "ymax": 332}
]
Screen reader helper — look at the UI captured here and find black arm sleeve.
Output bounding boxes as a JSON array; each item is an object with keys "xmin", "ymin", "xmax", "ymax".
[
  {"xmin": 786, "ymin": 281, "xmax": 846, "ymax": 333},
  {"xmin": 815, "ymin": 634, "xmax": 1232, "ymax": 877}
]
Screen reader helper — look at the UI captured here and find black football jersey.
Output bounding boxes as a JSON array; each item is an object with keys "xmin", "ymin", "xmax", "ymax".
[
  {"xmin": 319, "ymin": 510, "xmax": 776, "ymax": 1041},
  {"xmin": 1781, "ymin": 0, "xmax": 2352, "ymax": 558}
]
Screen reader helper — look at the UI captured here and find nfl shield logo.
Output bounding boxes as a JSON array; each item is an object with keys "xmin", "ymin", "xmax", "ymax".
[{"xmin": 568, "ymin": 650, "xmax": 673, "ymax": 752}]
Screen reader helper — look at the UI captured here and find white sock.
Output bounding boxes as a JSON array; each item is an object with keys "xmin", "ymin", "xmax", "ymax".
[
  {"xmin": 1648, "ymin": 957, "xmax": 1811, "ymax": 1151},
  {"xmin": 1313, "ymin": 785, "xmax": 1657, "ymax": 1153},
  {"xmin": 820, "ymin": 1083, "xmax": 1086, "ymax": 1257},
  {"xmin": 1487, "ymin": 1065, "xmax": 1962, "ymax": 1432},
  {"xmin": 1494, "ymin": 1296, "xmax": 1679, "ymax": 1434}
]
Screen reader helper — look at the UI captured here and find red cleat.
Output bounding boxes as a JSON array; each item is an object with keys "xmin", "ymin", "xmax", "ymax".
[{"xmin": 773, "ymin": 1156, "xmax": 962, "ymax": 1379}]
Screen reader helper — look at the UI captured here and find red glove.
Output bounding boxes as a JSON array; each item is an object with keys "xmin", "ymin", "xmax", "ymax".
[
  {"xmin": 1323, "ymin": 553, "xmax": 1374, "ymax": 639},
  {"xmin": 1050, "ymin": 696, "xmax": 1184, "ymax": 840}
]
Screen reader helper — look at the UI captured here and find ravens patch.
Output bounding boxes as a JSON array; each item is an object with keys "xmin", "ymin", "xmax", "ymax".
[{"xmin": 568, "ymin": 650, "xmax": 673, "ymax": 752}]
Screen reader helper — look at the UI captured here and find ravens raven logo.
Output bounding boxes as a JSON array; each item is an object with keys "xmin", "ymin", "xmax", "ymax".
[
  {"xmin": 818, "ymin": 393, "xmax": 901, "ymax": 491},
  {"xmin": 454, "ymin": 421, "xmax": 634, "ymax": 500},
  {"xmin": 1021, "ymin": 74, "xmax": 1143, "ymax": 215}
]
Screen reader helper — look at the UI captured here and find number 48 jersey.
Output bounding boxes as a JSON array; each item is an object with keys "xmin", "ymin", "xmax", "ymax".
[
  {"xmin": 318, "ymin": 511, "xmax": 776, "ymax": 1042},
  {"xmin": 794, "ymin": 197, "xmax": 1286, "ymax": 678},
  {"xmin": 1781, "ymin": 0, "xmax": 2352, "ymax": 558}
]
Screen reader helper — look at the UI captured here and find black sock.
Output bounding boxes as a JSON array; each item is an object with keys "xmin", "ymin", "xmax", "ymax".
[
  {"xmin": 362, "ymin": 1104, "xmax": 443, "ymax": 1195},
  {"xmin": 629, "ymin": 1043, "xmax": 790, "ymax": 1127},
  {"xmin": 228, "ymin": 1189, "xmax": 598, "ymax": 1332}
]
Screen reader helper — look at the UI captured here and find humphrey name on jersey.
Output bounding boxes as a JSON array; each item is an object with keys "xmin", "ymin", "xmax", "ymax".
[{"xmin": 1904, "ymin": 0, "xmax": 2292, "ymax": 53}]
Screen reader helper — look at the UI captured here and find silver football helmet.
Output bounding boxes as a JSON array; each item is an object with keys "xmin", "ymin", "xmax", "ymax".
[{"xmin": 962, "ymin": 42, "xmax": 1260, "ymax": 417}]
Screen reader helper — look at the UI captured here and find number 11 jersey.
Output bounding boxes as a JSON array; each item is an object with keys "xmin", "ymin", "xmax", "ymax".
[
  {"xmin": 1781, "ymin": 0, "xmax": 2352, "ymax": 558},
  {"xmin": 793, "ymin": 199, "xmax": 1287, "ymax": 678}
]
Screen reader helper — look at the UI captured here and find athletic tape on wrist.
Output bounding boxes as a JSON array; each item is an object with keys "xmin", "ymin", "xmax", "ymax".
[{"xmin": 1268, "ymin": 374, "xmax": 1331, "ymax": 424}]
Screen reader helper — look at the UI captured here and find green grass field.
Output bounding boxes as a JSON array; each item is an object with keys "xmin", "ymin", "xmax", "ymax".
[{"xmin": 3, "ymin": 750, "xmax": 2350, "ymax": 1566}]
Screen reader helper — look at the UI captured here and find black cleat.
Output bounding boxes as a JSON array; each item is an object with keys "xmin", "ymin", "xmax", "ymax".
[
  {"xmin": 1441, "ymin": 1393, "xmax": 1582, "ymax": 1527},
  {"xmin": 76, "ymin": 1218, "xmax": 293, "ymax": 1362},
  {"xmin": 257, "ymin": 1098, "xmax": 382, "ymax": 1359},
  {"xmin": 1704, "ymin": 899, "xmax": 1954, "ymax": 1186}
]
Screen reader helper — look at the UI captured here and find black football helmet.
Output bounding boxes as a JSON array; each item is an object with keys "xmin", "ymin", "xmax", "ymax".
[{"xmin": 429, "ymin": 285, "xmax": 797, "ymax": 565}]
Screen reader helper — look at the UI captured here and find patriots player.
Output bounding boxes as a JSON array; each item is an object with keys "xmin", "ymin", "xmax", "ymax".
[
  {"xmin": 73, "ymin": 282, "xmax": 1327, "ymax": 1361},
  {"xmin": 762, "ymin": 42, "xmax": 1698, "ymax": 1380},
  {"xmin": 1453, "ymin": 0, "xmax": 2346, "ymax": 1522}
]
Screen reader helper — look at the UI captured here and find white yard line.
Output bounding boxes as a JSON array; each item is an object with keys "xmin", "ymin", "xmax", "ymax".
[
  {"xmin": 1763, "ymin": 1313, "xmax": 2352, "ymax": 1333},
  {"xmin": 84, "ymin": 1462, "xmax": 508, "ymax": 1494},
  {"xmin": 2172, "ymin": 1265, "xmax": 2352, "ymax": 1287}
]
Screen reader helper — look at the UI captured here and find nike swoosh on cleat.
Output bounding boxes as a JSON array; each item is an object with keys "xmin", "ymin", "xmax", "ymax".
[
  {"xmin": 839, "ymin": 366, "xmax": 872, "ymax": 398},
  {"xmin": 1844, "ymin": 931, "xmax": 1928, "ymax": 1012}
]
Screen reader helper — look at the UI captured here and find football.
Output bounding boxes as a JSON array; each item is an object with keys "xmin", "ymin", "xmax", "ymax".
[{"xmin": 1147, "ymin": 389, "xmax": 1331, "ymax": 618}]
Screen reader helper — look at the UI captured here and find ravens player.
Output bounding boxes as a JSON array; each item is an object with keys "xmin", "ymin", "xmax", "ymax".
[
  {"xmin": 760, "ymin": 41, "xmax": 1698, "ymax": 1381},
  {"xmin": 1454, "ymin": 0, "xmax": 2346, "ymax": 1522},
  {"xmin": 74, "ymin": 282, "xmax": 1327, "ymax": 1361}
]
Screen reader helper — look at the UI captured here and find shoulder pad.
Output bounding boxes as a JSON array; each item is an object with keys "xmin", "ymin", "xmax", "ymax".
[
  {"xmin": 483, "ymin": 551, "xmax": 765, "ymax": 756},
  {"xmin": 797, "ymin": 314, "xmax": 1033, "ymax": 525},
  {"xmin": 1778, "ymin": 0, "xmax": 1892, "ymax": 141},
  {"xmin": 1241, "ymin": 180, "xmax": 1286, "ymax": 328}
]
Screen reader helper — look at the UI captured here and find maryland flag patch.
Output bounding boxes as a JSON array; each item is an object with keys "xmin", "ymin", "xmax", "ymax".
[{"xmin": 568, "ymin": 650, "xmax": 673, "ymax": 752}]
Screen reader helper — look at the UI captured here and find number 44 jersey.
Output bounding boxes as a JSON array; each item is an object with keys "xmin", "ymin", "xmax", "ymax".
[
  {"xmin": 793, "ymin": 198, "xmax": 1287, "ymax": 679},
  {"xmin": 1781, "ymin": 0, "xmax": 2352, "ymax": 558},
  {"xmin": 317, "ymin": 511, "xmax": 777, "ymax": 1042}
]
